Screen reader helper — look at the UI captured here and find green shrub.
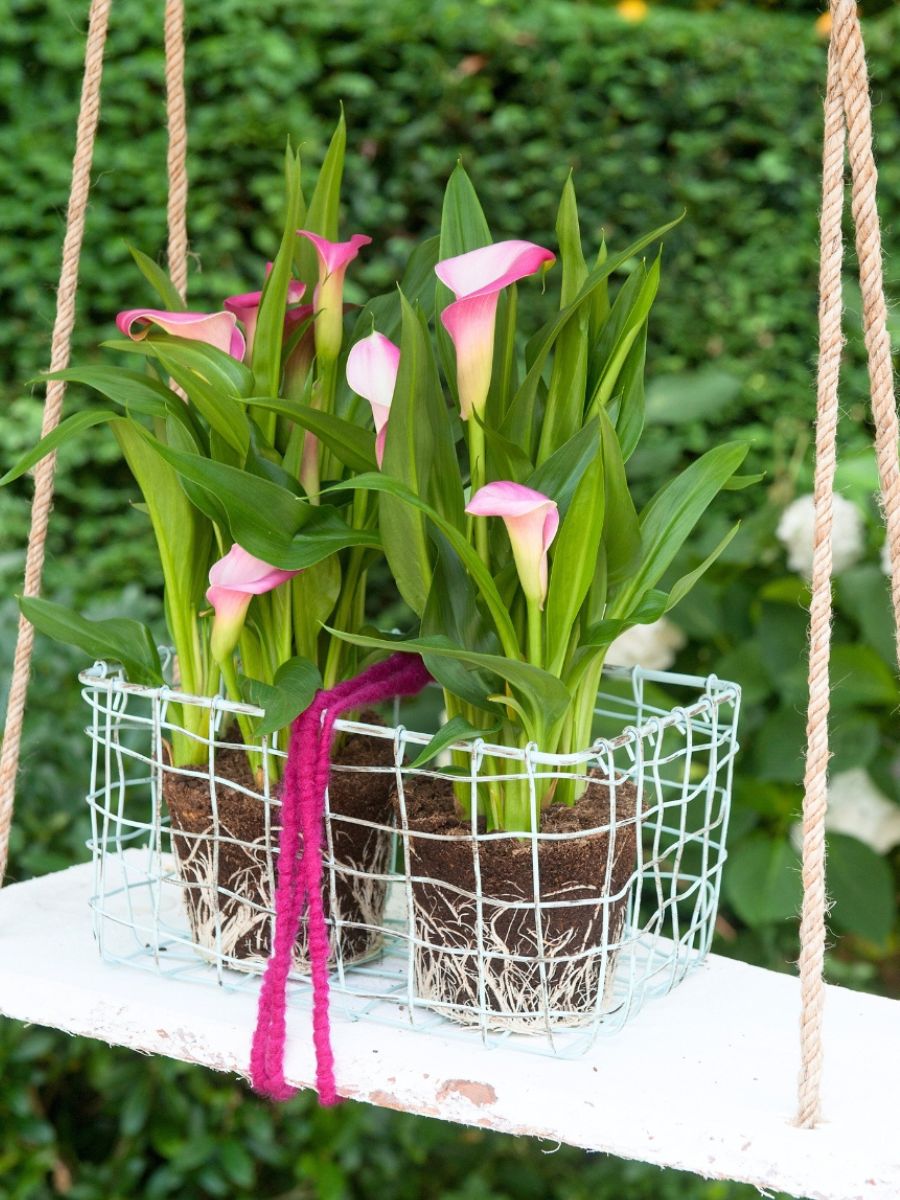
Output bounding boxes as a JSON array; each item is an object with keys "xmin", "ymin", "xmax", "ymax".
[{"xmin": 1, "ymin": 2, "xmax": 897, "ymax": 1195}]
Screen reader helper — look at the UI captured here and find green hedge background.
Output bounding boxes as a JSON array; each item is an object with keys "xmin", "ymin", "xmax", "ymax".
[{"xmin": 2, "ymin": 1, "xmax": 898, "ymax": 1196}]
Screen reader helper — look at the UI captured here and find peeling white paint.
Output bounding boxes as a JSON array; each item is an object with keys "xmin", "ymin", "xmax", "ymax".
[{"xmin": 0, "ymin": 858, "xmax": 898, "ymax": 1200}]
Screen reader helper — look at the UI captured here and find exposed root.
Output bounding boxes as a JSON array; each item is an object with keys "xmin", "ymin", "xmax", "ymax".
[
  {"xmin": 170, "ymin": 818, "xmax": 391, "ymax": 974},
  {"xmin": 412, "ymin": 885, "xmax": 627, "ymax": 1033}
]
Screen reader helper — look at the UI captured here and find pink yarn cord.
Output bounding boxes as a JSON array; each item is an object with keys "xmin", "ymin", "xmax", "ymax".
[{"xmin": 250, "ymin": 653, "xmax": 431, "ymax": 1103}]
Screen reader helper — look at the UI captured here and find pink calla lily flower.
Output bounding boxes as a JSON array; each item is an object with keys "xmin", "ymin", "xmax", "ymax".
[
  {"xmin": 116, "ymin": 308, "xmax": 246, "ymax": 361},
  {"xmin": 466, "ymin": 482, "xmax": 559, "ymax": 609},
  {"xmin": 436, "ymin": 241, "xmax": 555, "ymax": 420},
  {"xmin": 297, "ymin": 231, "xmax": 372, "ymax": 362},
  {"xmin": 224, "ymin": 265, "xmax": 306, "ymax": 359},
  {"xmin": 346, "ymin": 332, "xmax": 400, "ymax": 467},
  {"xmin": 207, "ymin": 544, "xmax": 301, "ymax": 662}
]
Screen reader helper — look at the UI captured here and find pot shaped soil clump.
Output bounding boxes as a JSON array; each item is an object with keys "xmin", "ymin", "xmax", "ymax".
[
  {"xmin": 398, "ymin": 773, "xmax": 640, "ymax": 1031},
  {"xmin": 163, "ymin": 726, "xmax": 395, "ymax": 973}
]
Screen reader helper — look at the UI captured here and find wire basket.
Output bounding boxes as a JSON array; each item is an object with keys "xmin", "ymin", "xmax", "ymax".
[{"xmin": 82, "ymin": 660, "xmax": 740, "ymax": 1058}]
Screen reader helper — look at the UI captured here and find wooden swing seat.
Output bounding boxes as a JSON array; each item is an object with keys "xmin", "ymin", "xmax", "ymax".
[{"xmin": 1, "ymin": 853, "xmax": 897, "ymax": 1200}]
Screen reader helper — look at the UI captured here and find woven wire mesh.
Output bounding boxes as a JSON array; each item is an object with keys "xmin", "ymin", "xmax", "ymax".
[{"xmin": 81, "ymin": 661, "xmax": 740, "ymax": 1058}]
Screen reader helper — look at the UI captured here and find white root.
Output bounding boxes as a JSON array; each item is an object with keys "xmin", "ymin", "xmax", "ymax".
[
  {"xmin": 412, "ymin": 884, "xmax": 628, "ymax": 1034},
  {"xmin": 170, "ymin": 818, "xmax": 392, "ymax": 975}
]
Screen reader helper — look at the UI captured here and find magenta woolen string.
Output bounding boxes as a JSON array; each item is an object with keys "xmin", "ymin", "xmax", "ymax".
[{"xmin": 250, "ymin": 653, "xmax": 432, "ymax": 1103}]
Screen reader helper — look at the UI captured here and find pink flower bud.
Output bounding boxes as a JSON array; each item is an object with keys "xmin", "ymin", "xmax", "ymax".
[
  {"xmin": 466, "ymin": 481, "xmax": 559, "ymax": 608},
  {"xmin": 346, "ymin": 332, "xmax": 400, "ymax": 467}
]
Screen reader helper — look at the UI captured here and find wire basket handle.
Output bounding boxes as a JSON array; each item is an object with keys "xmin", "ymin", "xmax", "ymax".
[
  {"xmin": 797, "ymin": 0, "xmax": 900, "ymax": 1129},
  {"xmin": 0, "ymin": 0, "xmax": 189, "ymax": 887}
]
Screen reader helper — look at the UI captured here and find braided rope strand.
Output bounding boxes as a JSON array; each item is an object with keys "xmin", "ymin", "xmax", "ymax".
[
  {"xmin": 0, "ymin": 0, "xmax": 113, "ymax": 888},
  {"xmin": 796, "ymin": 0, "xmax": 900, "ymax": 1128},
  {"xmin": 795, "ymin": 25, "xmax": 845, "ymax": 1132},
  {"xmin": 164, "ymin": 0, "xmax": 189, "ymax": 301},
  {"xmin": 835, "ymin": 5, "xmax": 900, "ymax": 660}
]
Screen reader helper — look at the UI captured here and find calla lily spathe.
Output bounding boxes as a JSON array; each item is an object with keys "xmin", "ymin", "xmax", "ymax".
[
  {"xmin": 207, "ymin": 544, "xmax": 301, "ymax": 662},
  {"xmin": 297, "ymin": 231, "xmax": 372, "ymax": 363},
  {"xmin": 435, "ymin": 241, "xmax": 555, "ymax": 420},
  {"xmin": 116, "ymin": 308, "xmax": 246, "ymax": 361},
  {"xmin": 224, "ymin": 266, "xmax": 307, "ymax": 359},
  {"xmin": 346, "ymin": 332, "xmax": 400, "ymax": 467},
  {"xmin": 466, "ymin": 481, "xmax": 559, "ymax": 609}
]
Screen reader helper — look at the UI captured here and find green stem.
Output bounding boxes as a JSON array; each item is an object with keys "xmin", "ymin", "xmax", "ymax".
[
  {"xmin": 218, "ymin": 655, "xmax": 260, "ymax": 776},
  {"xmin": 323, "ymin": 547, "xmax": 365, "ymax": 689},
  {"xmin": 467, "ymin": 419, "xmax": 490, "ymax": 568},
  {"xmin": 526, "ymin": 598, "xmax": 543, "ymax": 669}
]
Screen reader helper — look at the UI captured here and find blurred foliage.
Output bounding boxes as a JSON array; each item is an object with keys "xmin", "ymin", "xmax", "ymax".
[{"xmin": 1, "ymin": 0, "xmax": 898, "ymax": 1196}]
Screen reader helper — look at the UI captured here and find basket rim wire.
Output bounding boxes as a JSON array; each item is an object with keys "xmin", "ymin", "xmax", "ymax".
[{"xmin": 80, "ymin": 659, "xmax": 741, "ymax": 1057}]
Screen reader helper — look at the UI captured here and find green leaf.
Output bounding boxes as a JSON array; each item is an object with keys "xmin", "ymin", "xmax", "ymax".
[
  {"xmin": 242, "ymin": 397, "xmax": 377, "ymax": 473},
  {"xmin": 533, "ymin": 174, "xmax": 589, "ymax": 460},
  {"xmin": 295, "ymin": 111, "xmax": 346, "ymax": 289},
  {"xmin": 725, "ymin": 835, "xmax": 802, "ymax": 926},
  {"xmin": 611, "ymin": 441, "xmax": 747, "ymax": 616},
  {"xmin": 835, "ymin": 566, "xmax": 898, "ymax": 667},
  {"xmin": 579, "ymin": 590, "xmax": 669, "ymax": 651},
  {"xmin": 36, "ymin": 366, "xmax": 200, "ymax": 440},
  {"xmin": 830, "ymin": 644, "xmax": 900, "ymax": 709},
  {"xmin": 598, "ymin": 406, "xmax": 642, "ymax": 588},
  {"xmin": 545, "ymin": 429, "xmax": 605, "ymax": 673},
  {"xmin": 152, "ymin": 345, "xmax": 252, "ymax": 458},
  {"xmin": 556, "ymin": 172, "xmax": 588, "ymax": 308},
  {"xmin": 20, "ymin": 597, "xmax": 163, "ymax": 687},
  {"xmin": 827, "ymin": 833, "xmax": 896, "ymax": 945},
  {"xmin": 128, "ymin": 245, "xmax": 186, "ymax": 311},
  {"xmin": 0, "ymin": 409, "xmax": 117, "ymax": 485},
  {"xmin": 421, "ymin": 532, "xmax": 501, "ymax": 709},
  {"xmin": 752, "ymin": 706, "xmax": 806, "ymax": 783},
  {"xmin": 830, "ymin": 713, "xmax": 881, "ymax": 774},
  {"xmin": 241, "ymin": 656, "xmax": 321, "ymax": 737},
  {"xmin": 666, "ymin": 523, "xmax": 741, "ymax": 611},
  {"xmin": 251, "ymin": 144, "xmax": 304, "ymax": 398},
  {"xmin": 149, "ymin": 430, "xmax": 376, "ymax": 570},
  {"xmin": 330, "ymin": 472, "xmax": 521, "ymax": 660},
  {"xmin": 478, "ymin": 409, "xmax": 533, "ymax": 484},
  {"xmin": 135, "ymin": 429, "xmax": 307, "ymax": 547},
  {"xmin": 525, "ymin": 417, "xmax": 601, "ymax": 522},
  {"xmin": 379, "ymin": 295, "xmax": 464, "ymax": 615},
  {"xmin": 502, "ymin": 214, "xmax": 682, "ymax": 454},
  {"xmin": 279, "ymin": 509, "xmax": 380, "ymax": 570},
  {"xmin": 348, "ymin": 237, "xmax": 440, "ymax": 357},
  {"xmin": 106, "ymin": 336, "xmax": 255, "ymax": 399},
  {"xmin": 722, "ymin": 472, "xmax": 765, "ymax": 491},
  {"xmin": 645, "ymin": 368, "xmax": 743, "ymax": 426},
  {"xmin": 407, "ymin": 716, "xmax": 502, "ymax": 769},
  {"xmin": 436, "ymin": 162, "xmax": 492, "ymax": 387},
  {"xmin": 111, "ymin": 419, "xmax": 211, "ymax": 689},
  {"xmin": 325, "ymin": 629, "xmax": 571, "ymax": 730},
  {"xmin": 589, "ymin": 253, "xmax": 661, "ymax": 416},
  {"xmin": 609, "ymin": 323, "xmax": 647, "ymax": 461},
  {"xmin": 290, "ymin": 557, "xmax": 341, "ymax": 659}
]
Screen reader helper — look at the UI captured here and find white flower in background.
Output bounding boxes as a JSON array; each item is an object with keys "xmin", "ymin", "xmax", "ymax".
[
  {"xmin": 824, "ymin": 769, "xmax": 900, "ymax": 854},
  {"xmin": 790, "ymin": 768, "xmax": 900, "ymax": 856},
  {"xmin": 606, "ymin": 618, "xmax": 686, "ymax": 672},
  {"xmin": 881, "ymin": 538, "xmax": 894, "ymax": 577},
  {"xmin": 776, "ymin": 493, "xmax": 865, "ymax": 578}
]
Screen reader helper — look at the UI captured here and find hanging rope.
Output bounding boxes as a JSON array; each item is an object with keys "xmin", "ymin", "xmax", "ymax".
[
  {"xmin": 0, "ymin": 0, "xmax": 113, "ymax": 888},
  {"xmin": 796, "ymin": 0, "xmax": 900, "ymax": 1129},
  {"xmin": 0, "ymin": 0, "xmax": 190, "ymax": 889},
  {"xmin": 164, "ymin": 0, "xmax": 189, "ymax": 300}
]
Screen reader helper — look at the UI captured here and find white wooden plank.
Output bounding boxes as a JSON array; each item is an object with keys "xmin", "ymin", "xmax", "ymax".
[{"xmin": 0, "ymin": 857, "xmax": 897, "ymax": 1200}]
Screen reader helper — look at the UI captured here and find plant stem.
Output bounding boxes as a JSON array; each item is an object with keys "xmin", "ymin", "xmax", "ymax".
[
  {"xmin": 526, "ymin": 597, "xmax": 543, "ymax": 669},
  {"xmin": 467, "ymin": 419, "xmax": 490, "ymax": 567},
  {"xmin": 218, "ymin": 655, "xmax": 260, "ymax": 774}
]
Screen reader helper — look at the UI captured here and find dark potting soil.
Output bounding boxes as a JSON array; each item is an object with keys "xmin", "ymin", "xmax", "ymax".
[
  {"xmin": 163, "ymin": 719, "xmax": 395, "ymax": 967},
  {"xmin": 398, "ymin": 774, "xmax": 640, "ymax": 1024}
]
